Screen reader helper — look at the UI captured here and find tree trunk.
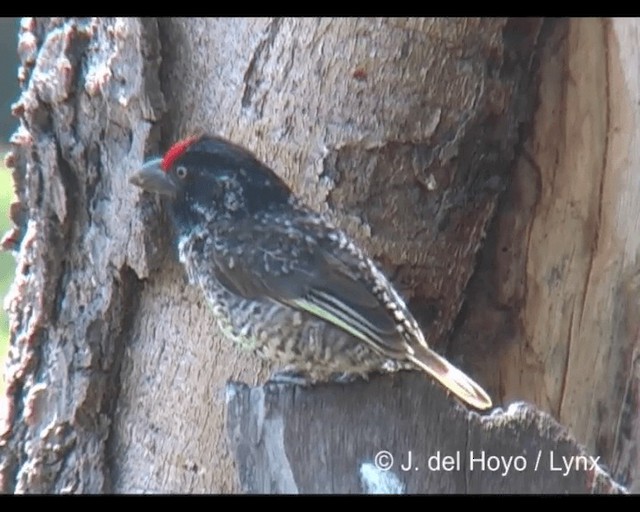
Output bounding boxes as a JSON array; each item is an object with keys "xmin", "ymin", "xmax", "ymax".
[{"xmin": 0, "ymin": 17, "xmax": 635, "ymax": 493}]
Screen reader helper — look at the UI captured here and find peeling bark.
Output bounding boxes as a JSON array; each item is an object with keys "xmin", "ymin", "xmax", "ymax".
[{"xmin": 0, "ymin": 17, "xmax": 164, "ymax": 493}]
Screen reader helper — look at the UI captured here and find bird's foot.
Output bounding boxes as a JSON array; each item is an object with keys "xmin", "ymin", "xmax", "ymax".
[
  {"xmin": 267, "ymin": 370, "xmax": 312, "ymax": 387},
  {"xmin": 267, "ymin": 369, "xmax": 368, "ymax": 387},
  {"xmin": 327, "ymin": 372, "xmax": 362, "ymax": 384}
]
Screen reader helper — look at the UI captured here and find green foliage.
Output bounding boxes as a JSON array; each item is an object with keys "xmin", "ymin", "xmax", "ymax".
[{"xmin": 0, "ymin": 151, "xmax": 16, "ymax": 394}]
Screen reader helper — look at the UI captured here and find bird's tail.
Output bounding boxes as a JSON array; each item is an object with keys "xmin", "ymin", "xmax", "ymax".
[{"xmin": 407, "ymin": 347, "xmax": 493, "ymax": 410}]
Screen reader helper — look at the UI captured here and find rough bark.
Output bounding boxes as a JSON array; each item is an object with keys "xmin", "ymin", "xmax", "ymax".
[
  {"xmin": 0, "ymin": 16, "xmax": 634, "ymax": 494},
  {"xmin": 0, "ymin": 17, "xmax": 165, "ymax": 492}
]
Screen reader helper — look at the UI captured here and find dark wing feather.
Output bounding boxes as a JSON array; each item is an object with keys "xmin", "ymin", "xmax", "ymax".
[{"xmin": 209, "ymin": 214, "xmax": 409, "ymax": 358}]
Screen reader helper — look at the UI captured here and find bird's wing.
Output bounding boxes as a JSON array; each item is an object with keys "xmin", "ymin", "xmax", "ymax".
[
  {"xmin": 209, "ymin": 213, "xmax": 494, "ymax": 411},
  {"xmin": 209, "ymin": 215, "xmax": 410, "ymax": 358}
]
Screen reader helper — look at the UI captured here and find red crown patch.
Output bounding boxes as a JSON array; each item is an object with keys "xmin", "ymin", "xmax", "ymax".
[{"xmin": 161, "ymin": 136, "xmax": 199, "ymax": 171}]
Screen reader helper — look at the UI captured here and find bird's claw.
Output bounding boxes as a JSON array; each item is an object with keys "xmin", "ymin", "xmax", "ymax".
[{"xmin": 267, "ymin": 370, "xmax": 311, "ymax": 387}]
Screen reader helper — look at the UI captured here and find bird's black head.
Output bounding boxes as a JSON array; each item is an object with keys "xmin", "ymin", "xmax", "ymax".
[{"xmin": 130, "ymin": 134, "xmax": 293, "ymax": 233}]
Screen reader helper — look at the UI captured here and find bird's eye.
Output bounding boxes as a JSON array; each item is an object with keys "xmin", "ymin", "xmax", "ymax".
[{"xmin": 176, "ymin": 165, "xmax": 187, "ymax": 179}]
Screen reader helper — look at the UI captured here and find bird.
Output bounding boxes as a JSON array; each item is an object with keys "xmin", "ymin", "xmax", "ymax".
[{"xmin": 129, "ymin": 134, "xmax": 493, "ymax": 410}]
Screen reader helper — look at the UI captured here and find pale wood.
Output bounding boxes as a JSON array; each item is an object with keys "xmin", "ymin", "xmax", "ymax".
[{"xmin": 454, "ymin": 18, "xmax": 639, "ymax": 491}]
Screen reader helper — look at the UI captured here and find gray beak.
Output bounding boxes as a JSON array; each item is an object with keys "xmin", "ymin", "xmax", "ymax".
[{"xmin": 129, "ymin": 157, "xmax": 178, "ymax": 197}]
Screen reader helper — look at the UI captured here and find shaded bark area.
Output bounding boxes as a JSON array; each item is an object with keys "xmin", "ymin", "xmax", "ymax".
[
  {"xmin": 451, "ymin": 18, "xmax": 640, "ymax": 491},
  {"xmin": 226, "ymin": 374, "xmax": 626, "ymax": 494}
]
